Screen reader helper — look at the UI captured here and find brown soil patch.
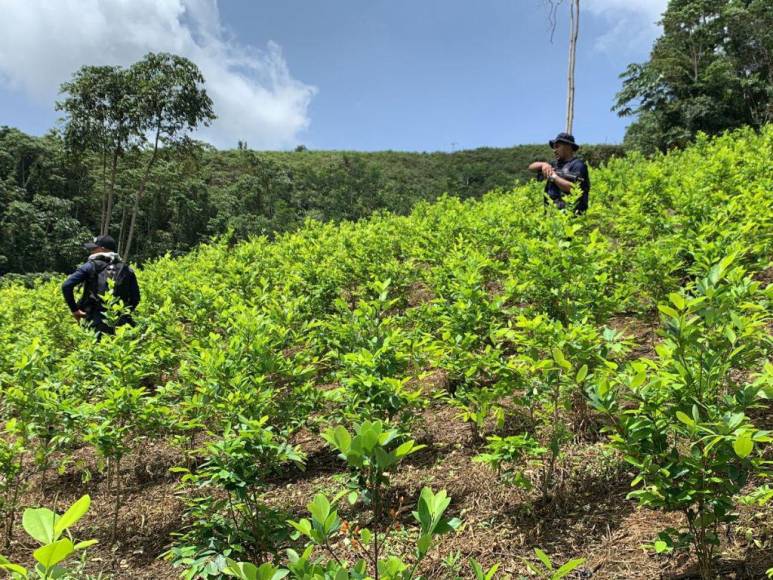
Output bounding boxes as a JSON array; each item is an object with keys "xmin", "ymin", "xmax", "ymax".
[
  {"xmin": 406, "ymin": 280, "xmax": 435, "ymax": 307},
  {"xmin": 3, "ymin": 404, "xmax": 771, "ymax": 579},
  {"xmin": 752, "ymin": 266, "xmax": 773, "ymax": 289},
  {"xmin": 607, "ymin": 313, "xmax": 660, "ymax": 360}
]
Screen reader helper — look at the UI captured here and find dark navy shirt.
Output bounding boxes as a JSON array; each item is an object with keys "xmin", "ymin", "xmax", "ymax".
[
  {"xmin": 61, "ymin": 260, "xmax": 140, "ymax": 315},
  {"xmin": 538, "ymin": 157, "xmax": 591, "ymax": 213}
]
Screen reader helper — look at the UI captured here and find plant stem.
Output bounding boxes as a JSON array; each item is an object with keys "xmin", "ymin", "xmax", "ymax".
[
  {"xmin": 111, "ymin": 456, "xmax": 122, "ymax": 544},
  {"xmin": 324, "ymin": 539, "xmax": 344, "ymax": 566}
]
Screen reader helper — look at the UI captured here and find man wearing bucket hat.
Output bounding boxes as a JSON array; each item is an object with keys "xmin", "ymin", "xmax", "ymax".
[
  {"xmin": 528, "ymin": 132, "xmax": 590, "ymax": 214},
  {"xmin": 61, "ymin": 234, "xmax": 140, "ymax": 336}
]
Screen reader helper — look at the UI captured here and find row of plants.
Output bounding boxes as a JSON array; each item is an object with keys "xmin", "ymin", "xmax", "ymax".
[{"xmin": 0, "ymin": 127, "xmax": 771, "ymax": 578}]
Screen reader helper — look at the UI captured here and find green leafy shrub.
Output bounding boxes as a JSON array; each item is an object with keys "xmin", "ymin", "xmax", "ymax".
[
  {"xmin": 323, "ymin": 421, "xmax": 424, "ymax": 520},
  {"xmin": 224, "ymin": 487, "xmax": 461, "ymax": 580},
  {"xmin": 168, "ymin": 416, "xmax": 305, "ymax": 576},
  {"xmin": 591, "ymin": 257, "xmax": 772, "ymax": 579},
  {"xmin": 0, "ymin": 494, "xmax": 97, "ymax": 579}
]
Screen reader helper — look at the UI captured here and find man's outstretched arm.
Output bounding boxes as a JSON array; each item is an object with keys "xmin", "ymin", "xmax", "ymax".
[{"xmin": 528, "ymin": 161, "xmax": 550, "ymax": 172}]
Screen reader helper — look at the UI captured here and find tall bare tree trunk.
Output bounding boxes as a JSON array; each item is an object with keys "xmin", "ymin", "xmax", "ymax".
[
  {"xmin": 103, "ymin": 149, "xmax": 119, "ymax": 236},
  {"xmin": 123, "ymin": 126, "xmax": 160, "ymax": 261},
  {"xmin": 117, "ymin": 202, "xmax": 128, "ymax": 255},
  {"xmin": 565, "ymin": 0, "xmax": 580, "ymax": 134},
  {"xmin": 99, "ymin": 151, "xmax": 108, "ymax": 235}
]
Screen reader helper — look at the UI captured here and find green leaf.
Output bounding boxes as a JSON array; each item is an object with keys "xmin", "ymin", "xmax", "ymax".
[
  {"xmin": 33, "ymin": 538, "xmax": 74, "ymax": 569},
  {"xmin": 727, "ymin": 412, "xmax": 745, "ymax": 431},
  {"xmin": 676, "ymin": 411, "xmax": 694, "ymax": 428},
  {"xmin": 358, "ymin": 424, "xmax": 380, "ymax": 452},
  {"xmin": 553, "ymin": 558, "xmax": 585, "ymax": 579},
  {"xmin": 359, "ymin": 528, "xmax": 373, "ymax": 544},
  {"xmin": 394, "ymin": 440, "xmax": 424, "ymax": 458},
  {"xmin": 0, "ymin": 557, "xmax": 28, "ymax": 577},
  {"xmin": 261, "ymin": 564, "xmax": 289, "ymax": 580},
  {"xmin": 718, "ymin": 254, "xmax": 735, "ymax": 277},
  {"xmin": 734, "ymin": 431, "xmax": 754, "ymax": 458},
  {"xmin": 54, "ymin": 495, "xmax": 90, "ymax": 537},
  {"xmin": 416, "ymin": 533, "xmax": 433, "ymax": 557},
  {"xmin": 534, "ymin": 548, "xmax": 552, "ymax": 570},
  {"xmin": 223, "ymin": 560, "xmax": 258, "ymax": 580},
  {"xmin": 668, "ymin": 293, "xmax": 686, "ymax": 310},
  {"xmin": 224, "ymin": 560, "xmax": 287, "ymax": 580},
  {"xmin": 288, "ymin": 518, "xmax": 312, "ymax": 539},
  {"xmin": 374, "ymin": 446, "xmax": 395, "ymax": 470},
  {"xmin": 575, "ymin": 364, "xmax": 588, "ymax": 383},
  {"xmin": 551, "ymin": 348, "xmax": 571, "ymax": 370},
  {"xmin": 378, "ymin": 556, "xmax": 408, "ymax": 577},
  {"xmin": 73, "ymin": 539, "xmax": 98, "ymax": 551},
  {"xmin": 324, "ymin": 426, "xmax": 351, "ymax": 454},
  {"xmin": 658, "ymin": 304, "xmax": 679, "ymax": 319},
  {"xmin": 704, "ymin": 435, "xmax": 723, "ymax": 455},
  {"xmin": 308, "ymin": 494, "xmax": 331, "ymax": 524},
  {"xmin": 630, "ymin": 371, "xmax": 646, "ymax": 389},
  {"xmin": 470, "ymin": 559, "xmax": 484, "ymax": 579},
  {"xmin": 23, "ymin": 508, "xmax": 59, "ymax": 545}
]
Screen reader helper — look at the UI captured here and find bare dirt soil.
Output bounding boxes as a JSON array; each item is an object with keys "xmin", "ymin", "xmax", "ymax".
[{"xmin": 3, "ymin": 398, "xmax": 771, "ymax": 579}]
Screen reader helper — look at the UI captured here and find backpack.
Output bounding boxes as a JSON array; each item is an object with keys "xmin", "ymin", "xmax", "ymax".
[{"xmin": 81, "ymin": 259, "xmax": 133, "ymax": 313}]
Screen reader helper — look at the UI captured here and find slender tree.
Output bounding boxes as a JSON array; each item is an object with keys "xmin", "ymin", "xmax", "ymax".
[
  {"xmin": 565, "ymin": 0, "xmax": 580, "ymax": 134},
  {"xmin": 545, "ymin": 0, "xmax": 581, "ymax": 134},
  {"xmin": 57, "ymin": 66, "xmax": 136, "ymax": 236},
  {"xmin": 121, "ymin": 53, "xmax": 215, "ymax": 260}
]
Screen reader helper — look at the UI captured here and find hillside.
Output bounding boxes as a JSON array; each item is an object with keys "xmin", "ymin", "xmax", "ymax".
[
  {"xmin": 0, "ymin": 127, "xmax": 771, "ymax": 579},
  {"xmin": 0, "ymin": 126, "xmax": 621, "ymax": 276}
]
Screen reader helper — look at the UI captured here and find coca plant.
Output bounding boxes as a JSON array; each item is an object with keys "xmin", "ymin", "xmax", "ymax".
[
  {"xmin": 0, "ymin": 495, "xmax": 97, "ymax": 579},
  {"xmin": 168, "ymin": 416, "xmax": 305, "ymax": 577},
  {"xmin": 591, "ymin": 257, "xmax": 772, "ymax": 579},
  {"xmin": 223, "ymin": 487, "xmax": 462, "ymax": 580}
]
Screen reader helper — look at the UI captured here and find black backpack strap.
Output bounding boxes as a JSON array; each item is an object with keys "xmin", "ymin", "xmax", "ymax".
[{"xmin": 79, "ymin": 261, "xmax": 103, "ymax": 312}]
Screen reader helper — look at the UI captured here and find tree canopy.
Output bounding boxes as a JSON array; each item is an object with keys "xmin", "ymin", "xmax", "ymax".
[
  {"xmin": 614, "ymin": 0, "xmax": 772, "ymax": 153},
  {"xmin": 56, "ymin": 52, "xmax": 216, "ymax": 259}
]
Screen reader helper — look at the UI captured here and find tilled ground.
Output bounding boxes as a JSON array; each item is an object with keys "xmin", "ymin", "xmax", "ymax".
[{"xmin": 2, "ymin": 398, "xmax": 772, "ymax": 579}]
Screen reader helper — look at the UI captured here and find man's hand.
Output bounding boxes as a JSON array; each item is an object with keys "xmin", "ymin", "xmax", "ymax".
[
  {"xmin": 528, "ymin": 161, "xmax": 551, "ymax": 174},
  {"xmin": 541, "ymin": 164, "xmax": 555, "ymax": 179},
  {"xmin": 72, "ymin": 309, "xmax": 87, "ymax": 322}
]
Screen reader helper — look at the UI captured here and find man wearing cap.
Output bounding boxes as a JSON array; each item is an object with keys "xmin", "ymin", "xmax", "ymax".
[
  {"xmin": 528, "ymin": 132, "xmax": 590, "ymax": 214},
  {"xmin": 61, "ymin": 235, "xmax": 140, "ymax": 335}
]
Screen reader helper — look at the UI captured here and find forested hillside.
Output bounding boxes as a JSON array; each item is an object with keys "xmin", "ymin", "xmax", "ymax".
[
  {"xmin": 0, "ymin": 127, "xmax": 770, "ymax": 579},
  {"xmin": 0, "ymin": 126, "xmax": 621, "ymax": 277}
]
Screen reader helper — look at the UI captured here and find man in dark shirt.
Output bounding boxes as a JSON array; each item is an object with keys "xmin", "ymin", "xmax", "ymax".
[
  {"xmin": 528, "ymin": 132, "xmax": 591, "ymax": 214},
  {"xmin": 61, "ymin": 235, "xmax": 140, "ymax": 336}
]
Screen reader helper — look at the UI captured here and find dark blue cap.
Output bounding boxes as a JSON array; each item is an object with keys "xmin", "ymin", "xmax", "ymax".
[
  {"xmin": 84, "ymin": 235, "xmax": 117, "ymax": 252},
  {"xmin": 549, "ymin": 132, "xmax": 579, "ymax": 150}
]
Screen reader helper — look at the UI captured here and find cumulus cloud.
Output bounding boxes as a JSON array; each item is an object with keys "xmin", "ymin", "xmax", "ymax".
[
  {"xmin": 583, "ymin": 0, "xmax": 669, "ymax": 55},
  {"xmin": 0, "ymin": 0, "xmax": 316, "ymax": 149}
]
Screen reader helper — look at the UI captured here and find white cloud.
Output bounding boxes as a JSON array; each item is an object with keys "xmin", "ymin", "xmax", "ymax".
[
  {"xmin": 0, "ymin": 0, "xmax": 316, "ymax": 149},
  {"xmin": 583, "ymin": 0, "xmax": 669, "ymax": 55}
]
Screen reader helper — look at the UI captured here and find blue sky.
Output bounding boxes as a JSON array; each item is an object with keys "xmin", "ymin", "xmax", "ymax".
[{"xmin": 0, "ymin": 0, "xmax": 667, "ymax": 151}]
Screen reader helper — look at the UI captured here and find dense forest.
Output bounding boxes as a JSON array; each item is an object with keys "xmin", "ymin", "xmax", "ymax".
[{"xmin": 0, "ymin": 126, "xmax": 622, "ymax": 277}]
